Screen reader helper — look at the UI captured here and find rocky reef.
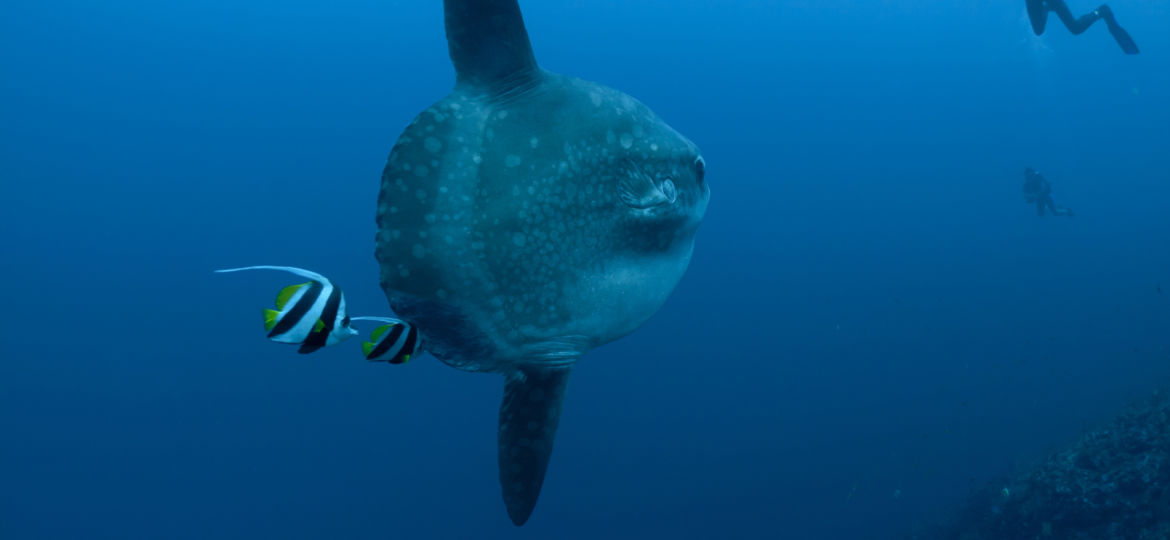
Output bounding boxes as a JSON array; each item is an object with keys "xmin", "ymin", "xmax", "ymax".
[{"xmin": 928, "ymin": 388, "xmax": 1170, "ymax": 540}]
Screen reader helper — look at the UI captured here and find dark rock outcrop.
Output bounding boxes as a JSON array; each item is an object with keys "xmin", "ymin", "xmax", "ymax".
[{"xmin": 928, "ymin": 389, "xmax": 1170, "ymax": 540}]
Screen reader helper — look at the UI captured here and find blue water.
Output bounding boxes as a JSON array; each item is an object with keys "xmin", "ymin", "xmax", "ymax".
[{"xmin": 2, "ymin": 1, "xmax": 1168, "ymax": 538}]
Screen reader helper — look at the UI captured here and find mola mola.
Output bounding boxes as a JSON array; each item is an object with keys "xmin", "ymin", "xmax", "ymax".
[{"xmin": 375, "ymin": 0, "xmax": 709, "ymax": 525}]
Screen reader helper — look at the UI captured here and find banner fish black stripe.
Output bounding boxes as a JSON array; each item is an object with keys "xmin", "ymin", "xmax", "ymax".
[
  {"xmin": 391, "ymin": 326, "xmax": 418, "ymax": 364},
  {"xmin": 298, "ymin": 285, "xmax": 342, "ymax": 354},
  {"xmin": 269, "ymin": 280, "xmax": 324, "ymax": 338},
  {"xmin": 368, "ymin": 324, "xmax": 405, "ymax": 360}
]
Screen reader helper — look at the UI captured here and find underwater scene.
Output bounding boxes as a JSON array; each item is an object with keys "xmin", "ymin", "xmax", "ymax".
[{"xmin": 2, "ymin": 0, "xmax": 1168, "ymax": 538}]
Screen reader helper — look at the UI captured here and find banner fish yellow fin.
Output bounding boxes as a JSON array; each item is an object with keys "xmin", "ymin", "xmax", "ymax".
[
  {"xmin": 263, "ymin": 309, "xmax": 280, "ymax": 331},
  {"xmin": 361, "ymin": 322, "xmax": 419, "ymax": 364},
  {"xmin": 275, "ymin": 282, "xmax": 308, "ymax": 310},
  {"xmin": 313, "ymin": 319, "xmax": 325, "ymax": 333},
  {"xmin": 370, "ymin": 324, "xmax": 393, "ymax": 343}
]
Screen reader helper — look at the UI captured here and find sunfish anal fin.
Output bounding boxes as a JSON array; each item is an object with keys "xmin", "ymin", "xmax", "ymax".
[{"xmin": 498, "ymin": 365, "xmax": 571, "ymax": 526}]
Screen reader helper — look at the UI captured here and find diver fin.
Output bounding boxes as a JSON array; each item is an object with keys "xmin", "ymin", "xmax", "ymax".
[
  {"xmin": 1106, "ymin": 19, "xmax": 1139, "ymax": 54},
  {"xmin": 443, "ymin": 0, "xmax": 539, "ymax": 91},
  {"xmin": 498, "ymin": 366, "xmax": 571, "ymax": 526}
]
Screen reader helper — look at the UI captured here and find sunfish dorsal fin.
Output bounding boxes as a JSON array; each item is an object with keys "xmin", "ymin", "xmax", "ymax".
[
  {"xmin": 444, "ymin": 0, "xmax": 539, "ymax": 92},
  {"xmin": 498, "ymin": 365, "xmax": 571, "ymax": 526}
]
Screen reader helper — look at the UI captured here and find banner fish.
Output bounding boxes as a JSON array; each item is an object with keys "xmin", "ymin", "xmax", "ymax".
[
  {"xmin": 215, "ymin": 265, "xmax": 359, "ymax": 354},
  {"xmin": 350, "ymin": 317, "xmax": 423, "ymax": 364}
]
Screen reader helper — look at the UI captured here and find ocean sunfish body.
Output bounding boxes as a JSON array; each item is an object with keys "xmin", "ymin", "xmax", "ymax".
[{"xmin": 376, "ymin": 0, "xmax": 709, "ymax": 525}]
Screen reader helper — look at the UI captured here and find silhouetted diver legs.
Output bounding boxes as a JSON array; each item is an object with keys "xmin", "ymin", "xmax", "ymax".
[
  {"xmin": 1098, "ymin": 5, "xmax": 1140, "ymax": 54},
  {"xmin": 1036, "ymin": 196, "xmax": 1074, "ymax": 217},
  {"xmin": 1025, "ymin": 0, "xmax": 1139, "ymax": 54},
  {"xmin": 1026, "ymin": 0, "xmax": 1099, "ymax": 35}
]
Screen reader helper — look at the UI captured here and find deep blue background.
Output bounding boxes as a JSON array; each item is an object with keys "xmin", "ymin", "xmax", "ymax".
[{"xmin": 2, "ymin": 1, "xmax": 1168, "ymax": 538}]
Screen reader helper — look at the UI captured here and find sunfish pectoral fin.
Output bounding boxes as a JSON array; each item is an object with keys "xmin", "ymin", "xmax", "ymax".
[
  {"xmin": 498, "ymin": 365, "xmax": 572, "ymax": 526},
  {"xmin": 618, "ymin": 168, "xmax": 669, "ymax": 209}
]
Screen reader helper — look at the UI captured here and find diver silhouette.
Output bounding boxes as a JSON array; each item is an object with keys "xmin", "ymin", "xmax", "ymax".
[
  {"xmin": 1026, "ymin": 1, "xmax": 1139, "ymax": 54},
  {"xmin": 1023, "ymin": 168, "xmax": 1074, "ymax": 217}
]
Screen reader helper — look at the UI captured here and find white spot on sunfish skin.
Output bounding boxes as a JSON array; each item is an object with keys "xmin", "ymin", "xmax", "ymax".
[
  {"xmin": 424, "ymin": 137, "xmax": 442, "ymax": 153},
  {"xmin": 472, "ymin": 153, "xmax": 483, "ymax": 164},
  {"xmin": 529, "ymin": 137, "xmax": 539, "ymax": 149},
  {"xmin": 512, "ymin": 233, "xmax": 527, "ymax": 247},
  {"xmin": 505, "ymin": 154, "xmax": 522, "ymax": 168},
  {"xmin": 590, "ymin": 92, "xmax": 602, "ymax": 107},
  {"xmin": 497, "ymin": 110, "xmax": 509, "ymax": 119},
  {"xmin": 619, "ymin": 133, "xmax": 633, "ymax": 149}
]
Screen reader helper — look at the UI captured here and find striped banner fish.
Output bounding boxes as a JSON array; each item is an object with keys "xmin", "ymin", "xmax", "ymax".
[
  {"xmin": 350, "ymin": 317, "xmax": 423, "ymax": 364},
  {"xmin": 215, "ymin": 265, "xmax": 359, "ymax": 354}
]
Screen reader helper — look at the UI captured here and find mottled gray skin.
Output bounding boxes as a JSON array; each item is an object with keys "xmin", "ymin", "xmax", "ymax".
[
  {"xmin": 377, "ymin": 77, "xmax": 707, "ymax": 371},
  {"xmin": 374, "ymin": 0, "xmax": 707, "ymax": 526}
]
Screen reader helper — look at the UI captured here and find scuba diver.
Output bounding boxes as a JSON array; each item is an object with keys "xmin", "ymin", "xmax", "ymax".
[
  {"xmin": 1026, "ymin": 1, "xmax": 1140, "ymax": 54},
  {"xmin": 1023, "ymin": 168, "xmax": 1074, "ymax": 217}
]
